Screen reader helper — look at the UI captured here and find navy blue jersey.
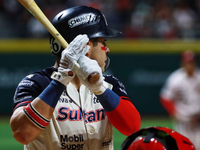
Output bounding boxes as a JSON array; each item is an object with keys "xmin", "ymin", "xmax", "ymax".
[
  {"xmin": 13, "ymin": 67, "xmax": 56, "ymax": 110},
  {"xmin": 13, "ymin": 67, "xmax": 129, "ymax": 111}
]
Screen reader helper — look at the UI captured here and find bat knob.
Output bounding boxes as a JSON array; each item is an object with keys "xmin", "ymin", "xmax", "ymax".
[{"xmin": 88, "ymin": 72, "xmax": 100, "ymax": 84}]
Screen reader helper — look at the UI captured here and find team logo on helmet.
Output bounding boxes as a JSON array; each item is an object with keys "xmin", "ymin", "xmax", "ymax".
[
  {"xmin": 50, "ymin": 38, "xmax": 62, "ymax": 54},
  {"xmin": 68, "ymin": 13, "xmax": 100, "ymax": 28}
]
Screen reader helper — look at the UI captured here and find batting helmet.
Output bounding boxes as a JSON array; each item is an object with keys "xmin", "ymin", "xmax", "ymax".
[
  {"xmin": 121, "ymin": 126, "xmax": 195, "ymax": 150},
  {"xmin": 50, "ymin": 5, "xmax": 122, "ymax": 56}
]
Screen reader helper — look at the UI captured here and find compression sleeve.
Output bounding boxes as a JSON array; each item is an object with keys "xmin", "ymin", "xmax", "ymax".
[{"xmin": 96, "ymin": 89, "xmax": 141, "ymax": 136}]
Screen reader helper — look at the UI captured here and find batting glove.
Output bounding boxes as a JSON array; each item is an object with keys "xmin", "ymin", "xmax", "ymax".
[
  {"xmin": 77, "ymin": 55, "xmax": 107, "ymax": 95},
  {"xmin": 51, "ymin": 34, "xmax": 90, "ymax": 86}
]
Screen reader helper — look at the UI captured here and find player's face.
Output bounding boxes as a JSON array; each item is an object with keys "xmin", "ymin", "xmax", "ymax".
[
  {"xmin": 88, "ymin": 37, "xmax": 110, "ymax": 72},
  {"xmin": 182, "ymin": 61, "xmax": 196, "ymax": 76}
]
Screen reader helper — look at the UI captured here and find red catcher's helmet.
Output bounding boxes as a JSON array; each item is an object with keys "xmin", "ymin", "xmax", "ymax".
[
  {"xmin": 181, "ymin": 50, "xmax": 197, "ymax": 63},
  {"xmin": 121, "ymin": 126, "xmax": 196, "ymax": 150}
]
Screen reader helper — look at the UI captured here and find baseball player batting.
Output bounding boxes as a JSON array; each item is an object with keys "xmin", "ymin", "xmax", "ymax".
[
  {"xmin": 160, "ymin": 50, "xmax": 200, "ymax": 150},
  {"xmin": 10, "ymin": 6, "xmax": 141, "ymax": 150}
]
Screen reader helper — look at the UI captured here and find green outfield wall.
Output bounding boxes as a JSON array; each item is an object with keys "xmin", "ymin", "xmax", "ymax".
[{"xmin": 1, "ymin": 39, "xmax": 200, "ymax": 115}]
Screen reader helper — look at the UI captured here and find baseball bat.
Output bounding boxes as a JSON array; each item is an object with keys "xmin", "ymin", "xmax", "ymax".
[{"xmin": 18, "ymin": 0, "xmax": 100, "ymax": 84}]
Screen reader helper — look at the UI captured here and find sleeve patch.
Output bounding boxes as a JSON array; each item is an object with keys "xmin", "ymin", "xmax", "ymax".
[{"xmin": 19, "ymin": 80, "xmax": 34, "ymax": 87}]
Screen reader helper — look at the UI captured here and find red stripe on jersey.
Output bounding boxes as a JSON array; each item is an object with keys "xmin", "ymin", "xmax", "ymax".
[
  {"xmin": 105, "ymin": 97, "xmax": 141, "ymax": 136},
  {"xmin": 24, "ymin": 104, "xmax": 49, "ymax": 128},
  {"xmin": 13, "ymin": 101, "xmax": 32, "ymax": 111}
]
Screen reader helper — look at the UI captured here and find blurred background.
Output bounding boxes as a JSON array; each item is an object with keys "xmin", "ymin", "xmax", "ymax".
[
  {"xmin": 0, "ymin": 0, "xmax": 200, "ymax": 149},
  {"xmin": 1, "ymin": 0, "xmax": 200, "ymax": 39}
]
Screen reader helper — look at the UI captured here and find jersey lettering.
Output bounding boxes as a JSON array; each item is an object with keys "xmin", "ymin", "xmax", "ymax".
[
  {"xmin": 59, "ymin": 97, "xmax": 73, "ymax": 103},
  {"xmin": 60, "ymin": 134, "xmax": 84, "ymax": 143},
  {"xmin": 102, "ymin": 139, "xmax": 112, "ymax": 147},
  {"xmin": 56, "ymin": 107, "xmax": 106, "ymax": 123},
  {"xmin": 61, "ymin": 143, "xmax": 84, "ymax": 149},
  {"xmin": 93, "ymin": 97, "xmax": 100, "ymax": 104}
]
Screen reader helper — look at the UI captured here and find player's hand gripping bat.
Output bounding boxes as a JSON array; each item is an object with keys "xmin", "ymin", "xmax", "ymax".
[{"xmin": 18, "ymin": 0, "xmax": 100, "ymax": 84}]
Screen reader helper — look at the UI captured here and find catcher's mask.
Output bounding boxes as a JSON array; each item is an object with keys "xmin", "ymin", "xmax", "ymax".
[
  {"xmin": 121, "ymin": 126, "xmax": 195, "ymax": 150},
  {"xmin": 50, "ymin": 5, "xmax": 122, "ymax": 56}
]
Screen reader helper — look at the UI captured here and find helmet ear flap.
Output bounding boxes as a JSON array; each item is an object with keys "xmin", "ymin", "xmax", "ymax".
[{"xmin": 50, "ymin": 34, "xmax": 63, "ymax": 56}]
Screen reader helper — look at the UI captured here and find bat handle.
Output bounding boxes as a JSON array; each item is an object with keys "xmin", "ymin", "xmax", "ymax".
[
  {"xmin": 73, "ymin": 62, "xmax": 100, "ymax": 84},
  {"xmin": 88, "ymin": 72, "xmax": 100, "ymax": 84}
]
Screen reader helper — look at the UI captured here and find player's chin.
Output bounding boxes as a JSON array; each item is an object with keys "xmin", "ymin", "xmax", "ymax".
[
  {"xmin": 101, "ymin": 64, "xmax": 105, "ymax": 73},
  {"xmin": 101, "ymin": 66, "xmax": 105, "ymax": 73}
]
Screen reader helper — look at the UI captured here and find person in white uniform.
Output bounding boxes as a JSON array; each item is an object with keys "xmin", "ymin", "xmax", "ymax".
[
  {"xmin": 10, "ymin": 6, "xmax": 141, "ymax": 150},
  {"xmin": 160, "ymin": 50, "xmax": 200, "ymax": 150}
]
